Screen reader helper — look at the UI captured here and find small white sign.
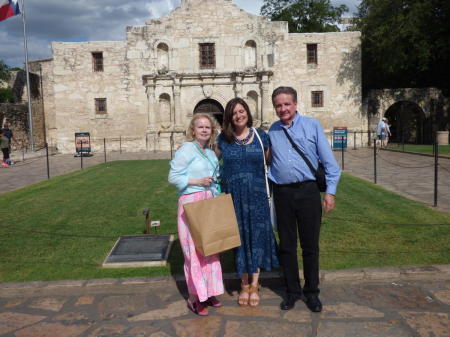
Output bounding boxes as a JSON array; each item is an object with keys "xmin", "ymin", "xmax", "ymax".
[{"xmin": 150, "ymin": 220, "xmax": 160, "ymax": 227}]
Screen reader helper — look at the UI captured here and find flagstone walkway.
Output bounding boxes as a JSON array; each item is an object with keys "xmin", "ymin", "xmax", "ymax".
[{"xmin": 0, "ymin": 266, "xmax": 449, "ymax": 337}]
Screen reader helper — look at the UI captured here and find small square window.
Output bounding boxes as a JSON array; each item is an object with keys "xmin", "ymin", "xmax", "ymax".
[
  {"xmin": 92, "ymin": 52, "xmax": 104, "ymax": 72},
  {"xmin": 199, "ymin": 43, "xmax": 215, "ymax": 69},
  {"xmin": 307, "ymin": 44, "xmax": 318, "ymax": 64},
  {"xmin": 95, "ymin": 98, "xmax": 107, "ymax": 114},
  {"xmin": 311, "ymin": 91, "xmax": 323, "ymax": 107}
]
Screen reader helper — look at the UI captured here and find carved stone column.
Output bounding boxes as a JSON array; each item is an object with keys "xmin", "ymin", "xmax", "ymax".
[
  {"xmin": 260, "ymin": 80, "xmax": 271, "ymax": 128},
  {"xmin": 173, "ymin": 78, "xmax": 182, "ymax": 129},
  {"xmin": 146, "ymin": 85, "xmax": 156, "ymax": 132}
]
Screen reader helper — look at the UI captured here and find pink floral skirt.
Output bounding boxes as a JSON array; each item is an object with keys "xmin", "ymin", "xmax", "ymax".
[{"xmin": 177, "ymin": 190, "xmax": 224, "ymax": 302}]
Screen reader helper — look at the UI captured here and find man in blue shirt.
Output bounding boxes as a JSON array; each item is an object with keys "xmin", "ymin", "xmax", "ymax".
[{"xmin": 268, "ymin": 86, "xmax": 341, "ymax": 312}]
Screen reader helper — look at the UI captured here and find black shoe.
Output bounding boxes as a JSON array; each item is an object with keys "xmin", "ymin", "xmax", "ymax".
[
  {"xmin": 280, "ymin": 293, "xmax": 303, "ymax": 310},
  {"xmin": 304, "ymin": 294, "xmax": 322, "ymax": 312}
]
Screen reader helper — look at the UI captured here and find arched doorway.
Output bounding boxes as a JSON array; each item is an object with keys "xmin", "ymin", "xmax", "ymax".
[
  {"xmin": 384, "ymin": 101, "xmax": 431, "ymax": 144},
  {"xmin": 193, "ymin": 99, "xmax": 224, "ymax": 126}
]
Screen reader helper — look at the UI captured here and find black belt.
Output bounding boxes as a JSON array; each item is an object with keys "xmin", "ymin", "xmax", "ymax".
[{"xmin": 272, "ymin": 180, "xmax": 315, "ymax": 188}]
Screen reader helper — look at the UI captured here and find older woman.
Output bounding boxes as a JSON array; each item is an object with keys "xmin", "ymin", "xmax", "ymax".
[
  {"xmin": 168, "ymin": 113, "xmax": 223, "ymax": 316},
  {"xmin": 216, "ymin": 98, "xmax": 279, "ymax": 307}
]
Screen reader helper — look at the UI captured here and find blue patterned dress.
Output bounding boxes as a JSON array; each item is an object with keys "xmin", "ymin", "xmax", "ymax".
[{"xmin": 218, "ymin": 129, "xmax": 279, "ymax": 276}]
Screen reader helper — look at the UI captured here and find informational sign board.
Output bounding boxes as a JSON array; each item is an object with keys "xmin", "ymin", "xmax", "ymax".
[
  {"xmin": 75, "ymin": 132, "xmax": 91, "ymax": 153},
  {"xmin": 333, "ymin": 127, "xmax": 348, "ymax": 149}
]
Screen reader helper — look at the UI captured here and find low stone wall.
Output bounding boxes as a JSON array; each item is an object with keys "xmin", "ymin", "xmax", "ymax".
[{"xmin": 0, "ymin": 102, "xmax": 45, "ymax": 150}]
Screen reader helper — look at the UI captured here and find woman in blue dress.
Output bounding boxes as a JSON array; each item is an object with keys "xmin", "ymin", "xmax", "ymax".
[{"xmin": 216, "ymin": 97, "xmax": 279, "ymax": 306}]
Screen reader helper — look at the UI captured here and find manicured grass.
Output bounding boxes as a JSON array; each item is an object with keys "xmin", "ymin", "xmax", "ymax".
[
  {"xmin": 0, "ymin": 160, "xmax": 449, "ymax": 283},
  {"xmin": 387, "ymin": 144, "xmax": 450, "ymax": 156}
]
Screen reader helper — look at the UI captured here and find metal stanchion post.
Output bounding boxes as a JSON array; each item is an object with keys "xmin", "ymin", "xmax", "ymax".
[
  {"xmin": 104, "ymin": 138, "xmax": 106, "ymax": 163},
  {"xmin": 80, "ymin": 141, "xmax": 83, "ymax": 169},
  {"xmin": 341, "ymin": 143, "xmax": 344, "ymax": 170},
  {"xmin": 434, "ymin": 132, "xmax": 438, "ymax": 207},
  {"xmin": 353, "ymin": 131, "xmax": 356, "ymax": 150},
  {"xmin": 45, "ymin": 142, "xmax": 50, "ymax": 179},
  {"xmin": 120, "ymin": 136, "xmax": 122, "ymax": 154},
  {"xmin": 374, "ymin": 138, "xmax": 377, "ymax": 184},
  {"xmin": 22, "ymin": 140, "xmax": 25, "ymax": 162}
]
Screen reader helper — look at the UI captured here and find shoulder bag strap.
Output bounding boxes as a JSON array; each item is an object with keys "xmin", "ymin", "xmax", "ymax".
[
  {"xmin": 281, "ymin": 127, "xmax": 318, "ymax": 176},
  {"xmin": 253, "ymin": 128, "xmax": 271, "ymax": 199}
]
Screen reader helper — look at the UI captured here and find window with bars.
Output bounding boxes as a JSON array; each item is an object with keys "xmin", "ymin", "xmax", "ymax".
[
  {"xmin": 92, "ymin": 52, "xmax": 104, "ymax": 72},
  {"xmin": 311, "ymin": 91, "xmax": 323, "ymax": 107},
  {"xmin": 199, "ymin": 43, "xmax": 215, "ymax": 69},
  {"xmin": 95, "ymin": 98, "xmax": 107, "ymax": 114},
  {"xmin": 307, "ymin": 44, "xmax": 318, "ymax": 64}
]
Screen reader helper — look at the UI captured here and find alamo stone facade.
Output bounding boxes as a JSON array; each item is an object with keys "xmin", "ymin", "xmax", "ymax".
[{"xmin": 36, "ymin": 0, "xmax": 363, "ymax": 153}]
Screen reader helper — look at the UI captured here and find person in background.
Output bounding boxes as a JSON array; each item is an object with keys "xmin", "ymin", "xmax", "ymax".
[
  {"xmin": 0, "ymin": 129, "xmax": 10, "ymax": 167},
  {"xmin": 376, "ymin": 117, "xmax": 387, "ymax": 147},
  {"xmin": 168, "ymin": 113, "xmax": 224, "ymax": 316},
  {"xmin": 1, "ymin": 122, "xmax": 13, "ymax": 164},
  {"xmin": 383, "ymin": 118, "xmax": 391, "ymax": 147},
  {"xmin": 268, "ymin": 86, "xmax": 341, "ymax": 313},
  {"xmin": 216, "ymin": 97, "xmax": 279, "ymax": 307}
]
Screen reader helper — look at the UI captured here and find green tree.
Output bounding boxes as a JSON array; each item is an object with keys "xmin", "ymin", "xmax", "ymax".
[
  {"xmin": 0, "ymin": 60, "xmax": 11, "ymax": 82},
  {"xmin": 356, "ymin": 0, "xmax": 450, "ymax": 91},
  {"xmin": 261, "ymin": 0, "xmax": 348, "ymax": 33}
]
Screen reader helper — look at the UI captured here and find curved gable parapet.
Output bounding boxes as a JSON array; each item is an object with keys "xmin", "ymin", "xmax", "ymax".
[{"xmin": 136, "ymin": 0, "xmax": 287, "ymax": 39}]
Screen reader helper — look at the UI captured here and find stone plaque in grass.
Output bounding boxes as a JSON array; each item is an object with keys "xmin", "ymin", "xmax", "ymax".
[{"xmin": 103, "ymin": 234, "xmax": 175, "ymax": 268}]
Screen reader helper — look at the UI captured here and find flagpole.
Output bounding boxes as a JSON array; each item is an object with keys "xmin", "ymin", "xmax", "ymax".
[{"xmin": 20, "ymin": 0, "xmax": 34, "ymax": 151}]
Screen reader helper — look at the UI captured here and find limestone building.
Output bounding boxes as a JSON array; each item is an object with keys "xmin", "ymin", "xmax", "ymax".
[{"xmin": 37, "ymin": 0, "xmax": 363, "ymax": 153}]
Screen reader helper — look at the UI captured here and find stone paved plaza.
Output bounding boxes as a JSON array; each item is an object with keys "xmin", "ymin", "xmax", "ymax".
[
  {"xmin": 1, "ymin": 148, "xmax": 449, "ymax": 336},
  {"xmin": 0, "ymin": 267, "xmax": 449, "ymax": 337}
]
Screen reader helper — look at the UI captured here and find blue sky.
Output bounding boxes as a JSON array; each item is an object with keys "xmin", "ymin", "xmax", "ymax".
[{"xmin": 0, "ymin": 0, "xmax": 360, "ymax": 68}]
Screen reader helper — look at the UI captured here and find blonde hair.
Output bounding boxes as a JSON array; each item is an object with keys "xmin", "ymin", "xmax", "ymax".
[{"xmin": 186, "ymin": 113, "xmax": 218, "ymax": 148}]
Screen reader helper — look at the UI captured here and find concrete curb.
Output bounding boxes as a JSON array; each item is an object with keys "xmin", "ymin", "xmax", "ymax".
[{"xmin": 1, "ymin": 265, "xmax": 449, "ymax": 291}]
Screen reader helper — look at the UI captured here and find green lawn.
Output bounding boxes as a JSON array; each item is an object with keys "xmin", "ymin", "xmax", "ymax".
[
  {"xmin": 0, "ymin": 160, "xmax": 449, "ymax": 283},
  {"xmin": 387, "ymin": 144, "xmax": 450, "ymax": 156}
]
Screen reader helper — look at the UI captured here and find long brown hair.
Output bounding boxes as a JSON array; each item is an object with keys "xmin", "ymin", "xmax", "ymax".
[{"xmin": 222, "ymin": 97, "xmax": 253, "ymax": 143}]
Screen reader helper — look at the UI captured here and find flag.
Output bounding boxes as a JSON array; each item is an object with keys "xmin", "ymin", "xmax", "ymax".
[{"xmin": 0, "ymin": 0, "xmax": 21, "ymax": 21}]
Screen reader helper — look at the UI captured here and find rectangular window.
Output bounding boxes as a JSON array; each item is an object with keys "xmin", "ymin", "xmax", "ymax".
[
  {"xmin": 199, "ymin": 43, "xmax": 215, "ymax": 69},
  {"xmin": 307, "ymin": 44, "xmax": 318, "ymax": 64},
  {"xmin": 92, "ymin": 52, "xmax": 104, "ymax": 72},
  {"xmin": 311, "ymin": 91, "xmax": 323, "ymax": 107},
  {"xmin": 95, "ymin": 98, "xmax": 107, "ymax": 114}
]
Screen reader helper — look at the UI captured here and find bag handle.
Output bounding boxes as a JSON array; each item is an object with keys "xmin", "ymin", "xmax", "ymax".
[
  {"xmin": 252, "ymin": 128, "xmax": 271, "ymax": 200},
  {"xmin": 281, "ymin": 127, "xmax": 318, "ymax": 177}
]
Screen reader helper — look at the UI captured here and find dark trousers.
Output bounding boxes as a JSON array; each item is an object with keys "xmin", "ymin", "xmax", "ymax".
[
  {"xmin": 273, "ymin": 181, "xmax": 322, "ymax": 296},
  {"xmin": 2, "ymin": 148, "xmax": 9, "ymax": 162}
]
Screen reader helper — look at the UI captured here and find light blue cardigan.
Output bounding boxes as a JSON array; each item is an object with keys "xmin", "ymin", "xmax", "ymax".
[{"xmin": 168, "ymin": 142, "xmax": 220, "ymax": 196}]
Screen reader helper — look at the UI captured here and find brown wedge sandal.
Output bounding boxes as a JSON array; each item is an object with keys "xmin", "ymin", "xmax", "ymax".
[
  {"xmin": 249, "ymin": 284, "xmax": 260, "ymax": 307},
  {"xmin": 238, "ymin": 283, "xmax": 250, "ymax": 306}
]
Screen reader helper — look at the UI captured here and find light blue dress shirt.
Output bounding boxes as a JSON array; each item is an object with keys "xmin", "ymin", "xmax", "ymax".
[
  {"xmin": 268, "ymin": 113, "xmax": 341, "ymax": 195},
  {"xmin": 168, "ymin": 142, "xmax": 220, "ymax": 196}
]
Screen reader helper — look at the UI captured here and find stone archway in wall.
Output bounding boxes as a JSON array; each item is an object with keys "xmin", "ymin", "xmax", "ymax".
[
  {"xmin": 367, "ymin": 88, "xmax": 448, "ymax": 145},
  {"xmin": 193, "ymin": 99, "xmax": 224, "ymax": 126},
  {"xmin": 384, "ymin": 101, "xmax": 430, "ymax": 144}
]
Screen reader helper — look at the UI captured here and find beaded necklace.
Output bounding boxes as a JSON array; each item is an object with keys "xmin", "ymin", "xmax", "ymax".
[{"xmin": 234, "ymin": 127, "xmax": 253, "ymax": 145}]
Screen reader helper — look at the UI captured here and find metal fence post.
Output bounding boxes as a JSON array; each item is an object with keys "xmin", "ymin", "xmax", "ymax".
[
  {"xmin": 353, "ymin": 131, "xmax": 357, "ymax": 150},
  {"xmin": 119, "ymin": 136, "xmax": 122, "ymax": 154},
  {"xmin": 373, "ymin": 138, "xmax": 377, "ymax": 184},
  {"xmin": 341, "ymin": 143, "xmax": 345, "ymax": 170},
  {"xmin": 104, "ymin": 138, "xmax": 107, "ymax": 163},
  {"xmin": 434, "ymin": 132, "xmax": 438, "ymax": 207},
  {"xmin": 45, "ymin": 142, "xmax": 50, "ymax": 179},
  {"xmin": 80, "ymin": 141, "xmax": 83, "ymax": 169}
]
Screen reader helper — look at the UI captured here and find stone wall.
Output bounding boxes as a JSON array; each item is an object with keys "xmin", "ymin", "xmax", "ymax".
[{"xmin": 36, "ymin": 0, "xmax": 365, "ymax": 153}]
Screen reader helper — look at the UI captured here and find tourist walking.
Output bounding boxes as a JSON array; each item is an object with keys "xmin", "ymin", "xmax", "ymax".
[
  {"xmin": 168, "ymin": 113, "xmax": 224, "ymax": 316},
  {"xmin": 268, "ymin": 86, "xmax": 341, "ymax": 312},
  {"xmin": 0, "ymin": 129, "xmax": 10, "ymax": 167},
  {"xmin": 216, "ymin": 97, "xmax": 279, "ymax": 307}
]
